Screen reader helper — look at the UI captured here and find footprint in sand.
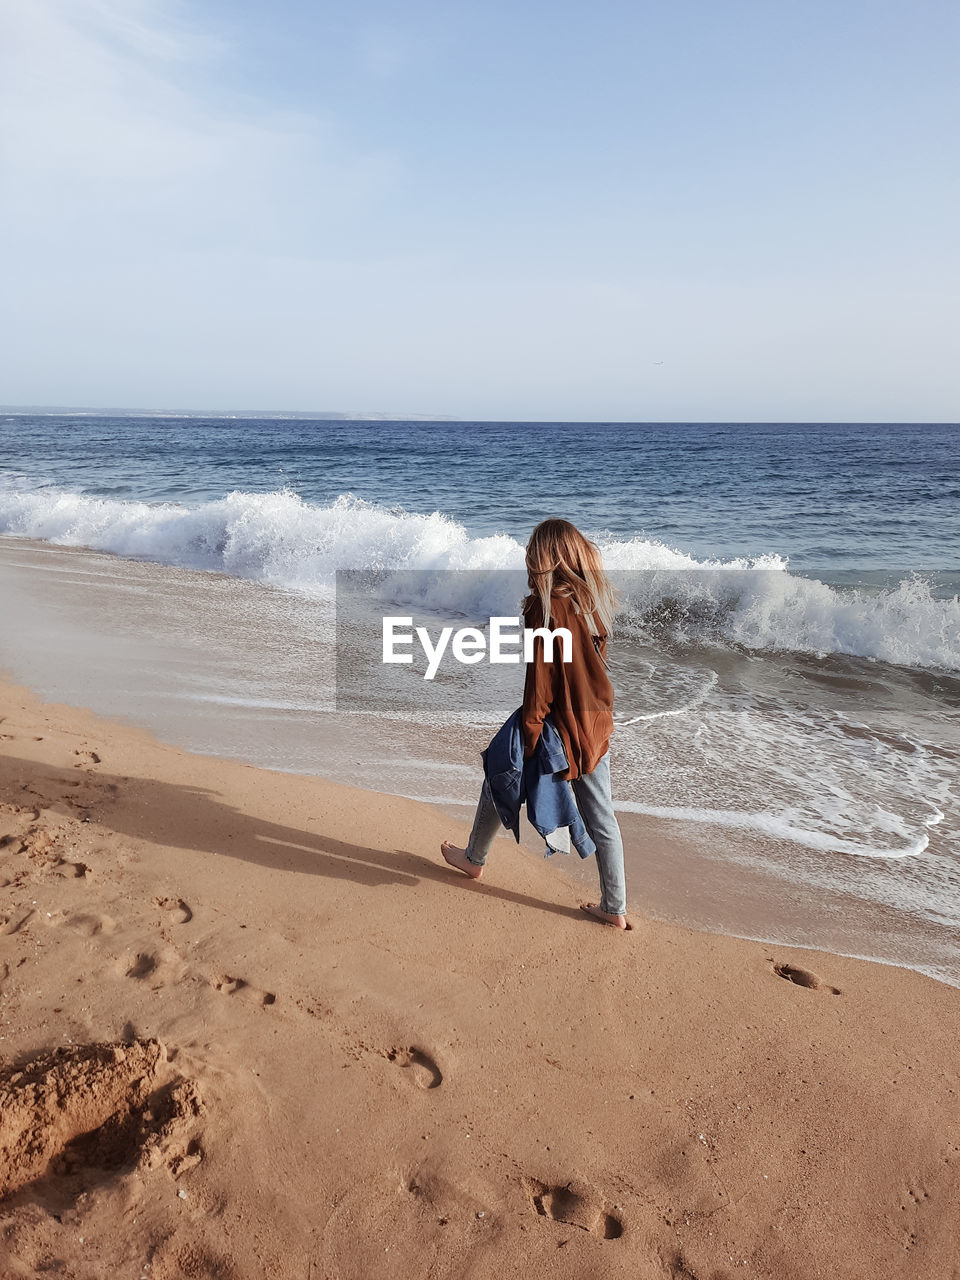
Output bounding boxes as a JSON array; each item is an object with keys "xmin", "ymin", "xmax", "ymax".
[
  {"xmin": 0, "ymin": 910, "xmax": 33, "ymax": 936},
  {"xmin": 386, "ymin": 1047, "xmax": 443, "ymax": 1090},
  {"xmin": 529, "ymin": 1178, "xmax": 623, "ymax": 1239},
  {"xmin": 125, "ymin": 952, "xmax": 160, "ymax": 980},
  {"xmin": 155, "ymin": 896, "xmax": 193, "ymax": 924},
  {"xmin": 57, "ymin": 858, "xmax": 90, "ymax": 878},
  {"xmin": 72, "ymin": 748, "xmax": 102, "ymax": 767},
  {"xmin": 773, "ymin": 962, "xmax": 841, "ymax": 995},
  {"xmin": 119, "ymin": 947, "xmax": 187, "ymax": 989},
  {"xmin": 69, "ymin": 911, "xmax": 117, "ymax": 936},
  {"xmin": 321, "ymin": 1168, "xmax": 488, "ymax": 1276},
  {"xmin": 43, "ymin": 909, "xmax": 116, "ymax": 936},
  {"xmin": 210, "ymin": 974, "xmax": 276, "ymax": 1007},
  {"xmin": 0, "ymin": 804, "xmax": 40, "ymax": 858},
  {"xmin": 669, "ymin": 1254, "xmax": 705, "ymax": 1279}
]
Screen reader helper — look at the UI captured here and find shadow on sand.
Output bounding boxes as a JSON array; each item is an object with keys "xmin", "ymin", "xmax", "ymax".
[{"xmin": 0, "ymin": 754, "xmax": 585, "ymax": 923}]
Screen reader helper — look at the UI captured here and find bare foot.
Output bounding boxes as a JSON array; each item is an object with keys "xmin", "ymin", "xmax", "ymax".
[
  {"xmin": 580, "ymin": 903, "xmax": 628, "ymax": 929},
  {"xmin": 441, "ymin": 841, "xmax": 483, "ymax": 880}
]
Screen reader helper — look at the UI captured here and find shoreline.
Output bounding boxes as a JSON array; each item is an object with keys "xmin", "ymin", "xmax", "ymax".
[
  {"xmin": 2, "ymin": 533, "xmax": 958, "ymax": 990},
  {"xmin": 5, "ymin": 648, "xmax": 952, "ymax": 990},
  {"xmin": 1, "ymin": 673, "xmax": 959, "ymax": 1276}
]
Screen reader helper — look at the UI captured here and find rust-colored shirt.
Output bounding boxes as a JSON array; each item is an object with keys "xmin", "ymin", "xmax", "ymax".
[{"xmin": 521, "ymin": 592, "xmax": 614, "ymax": 780}]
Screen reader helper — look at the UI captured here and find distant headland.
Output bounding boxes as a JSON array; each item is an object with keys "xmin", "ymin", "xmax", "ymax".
[{"xmin": 0, "ymin": 406, "xmax": 457, "ymax": 421}]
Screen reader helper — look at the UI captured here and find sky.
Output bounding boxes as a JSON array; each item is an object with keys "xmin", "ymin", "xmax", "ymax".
[{"xmin": 1, "ymin": 0, "xmax": 958, "ymax": 421}]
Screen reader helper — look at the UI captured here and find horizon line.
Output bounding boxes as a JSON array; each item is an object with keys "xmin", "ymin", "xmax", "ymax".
[{"xmin": 2, "ymin": 406, "xmax": 958, "ymax": 427}]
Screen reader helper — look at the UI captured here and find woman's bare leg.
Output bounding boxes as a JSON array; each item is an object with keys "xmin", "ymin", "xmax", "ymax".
[{"xmin": 441, "ymin": 778, "xmax": 500, "ymax": 879}]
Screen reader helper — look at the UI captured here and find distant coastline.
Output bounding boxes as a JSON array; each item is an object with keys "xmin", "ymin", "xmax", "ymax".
[
  {"xmin": 0, "ymin": 405, "xmax": 457, "ymax": 421},
  {"xmin": 3, "ymin": 407, "xmax": 956, "ymax": 426}
]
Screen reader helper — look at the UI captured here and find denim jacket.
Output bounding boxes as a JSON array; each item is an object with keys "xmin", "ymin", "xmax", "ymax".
[{"xmin": 481, "ymin": 708, "xmax": 596, "ymax": 859}]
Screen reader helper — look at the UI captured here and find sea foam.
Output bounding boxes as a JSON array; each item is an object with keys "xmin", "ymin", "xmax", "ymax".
[{"xmin": 1, "ymin": 482, "xmax": 957, "ymax": 670}]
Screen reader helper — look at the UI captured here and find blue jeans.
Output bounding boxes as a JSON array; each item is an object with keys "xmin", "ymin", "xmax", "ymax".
[{"xmin": 465, "ymin": 752, "xmax": 627, "ymax": 916}]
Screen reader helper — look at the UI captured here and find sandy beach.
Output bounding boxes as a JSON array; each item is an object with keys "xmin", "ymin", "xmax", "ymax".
[
  {"xmin": 1, "ymin": 673, "xmax": 958, "ymax": 1279},
  {"xmin": 4, "ymin": 0, "xmax": 958, "ymax": 1270}
]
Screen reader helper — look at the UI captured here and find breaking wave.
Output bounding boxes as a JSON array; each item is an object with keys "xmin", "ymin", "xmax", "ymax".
[{"xmin": 1, "ymin": 481, "xmax": 957, "ymax": 669}]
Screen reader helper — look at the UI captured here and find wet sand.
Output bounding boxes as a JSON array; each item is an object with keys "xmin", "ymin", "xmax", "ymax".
[
  {"xmin": 1, "ymin": 675, "xmax": 959, "ymax": 1278},
  {"xmin": 2, "ymin": 534, "xmax": 958, "ymax": 988}
]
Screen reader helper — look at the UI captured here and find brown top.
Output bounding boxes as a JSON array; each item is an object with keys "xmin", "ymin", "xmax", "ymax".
[{"xmin": 521, "ymin": 592, "xmax": 614, "ymax": 780}]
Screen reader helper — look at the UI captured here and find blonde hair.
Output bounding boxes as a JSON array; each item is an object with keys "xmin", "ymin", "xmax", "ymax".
[{"xmin": 524, "ymin": 518, "xmax": 616, "ymax": 634}]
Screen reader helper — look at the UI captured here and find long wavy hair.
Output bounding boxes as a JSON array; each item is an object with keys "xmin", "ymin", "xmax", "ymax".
[{"xmin": 523, "ymin": 518, "xmax": 616, "ymax": 634}]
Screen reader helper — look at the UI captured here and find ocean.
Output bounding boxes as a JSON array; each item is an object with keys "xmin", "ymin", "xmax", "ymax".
[{"xmin": 1, "ymin": 415, "xmax": 958, "ymax": 982}]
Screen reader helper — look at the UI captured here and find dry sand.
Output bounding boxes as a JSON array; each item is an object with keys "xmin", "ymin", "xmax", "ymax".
[{"xmin": 0, "ymin": 675, "xmax": 958, "ymax": 1279}]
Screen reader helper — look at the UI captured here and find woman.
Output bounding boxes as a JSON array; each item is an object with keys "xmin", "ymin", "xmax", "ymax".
[{"xmin": 441, "ymin": 518, "xmax": 628, "ymax": 928}]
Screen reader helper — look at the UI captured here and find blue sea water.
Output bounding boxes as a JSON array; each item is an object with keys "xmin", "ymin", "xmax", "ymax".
[
  {"xmin": 1, "ymin": 414, "xmax": 959, "ymax": 980},
  {"xmin": 1, "ymin": 416, "xmax": 957, "ymax": 570}
]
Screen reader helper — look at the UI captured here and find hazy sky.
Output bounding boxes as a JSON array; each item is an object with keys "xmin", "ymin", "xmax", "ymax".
[{"xmin": 1, "ymin": 0, "xmax": 957, "ymax": 420}]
